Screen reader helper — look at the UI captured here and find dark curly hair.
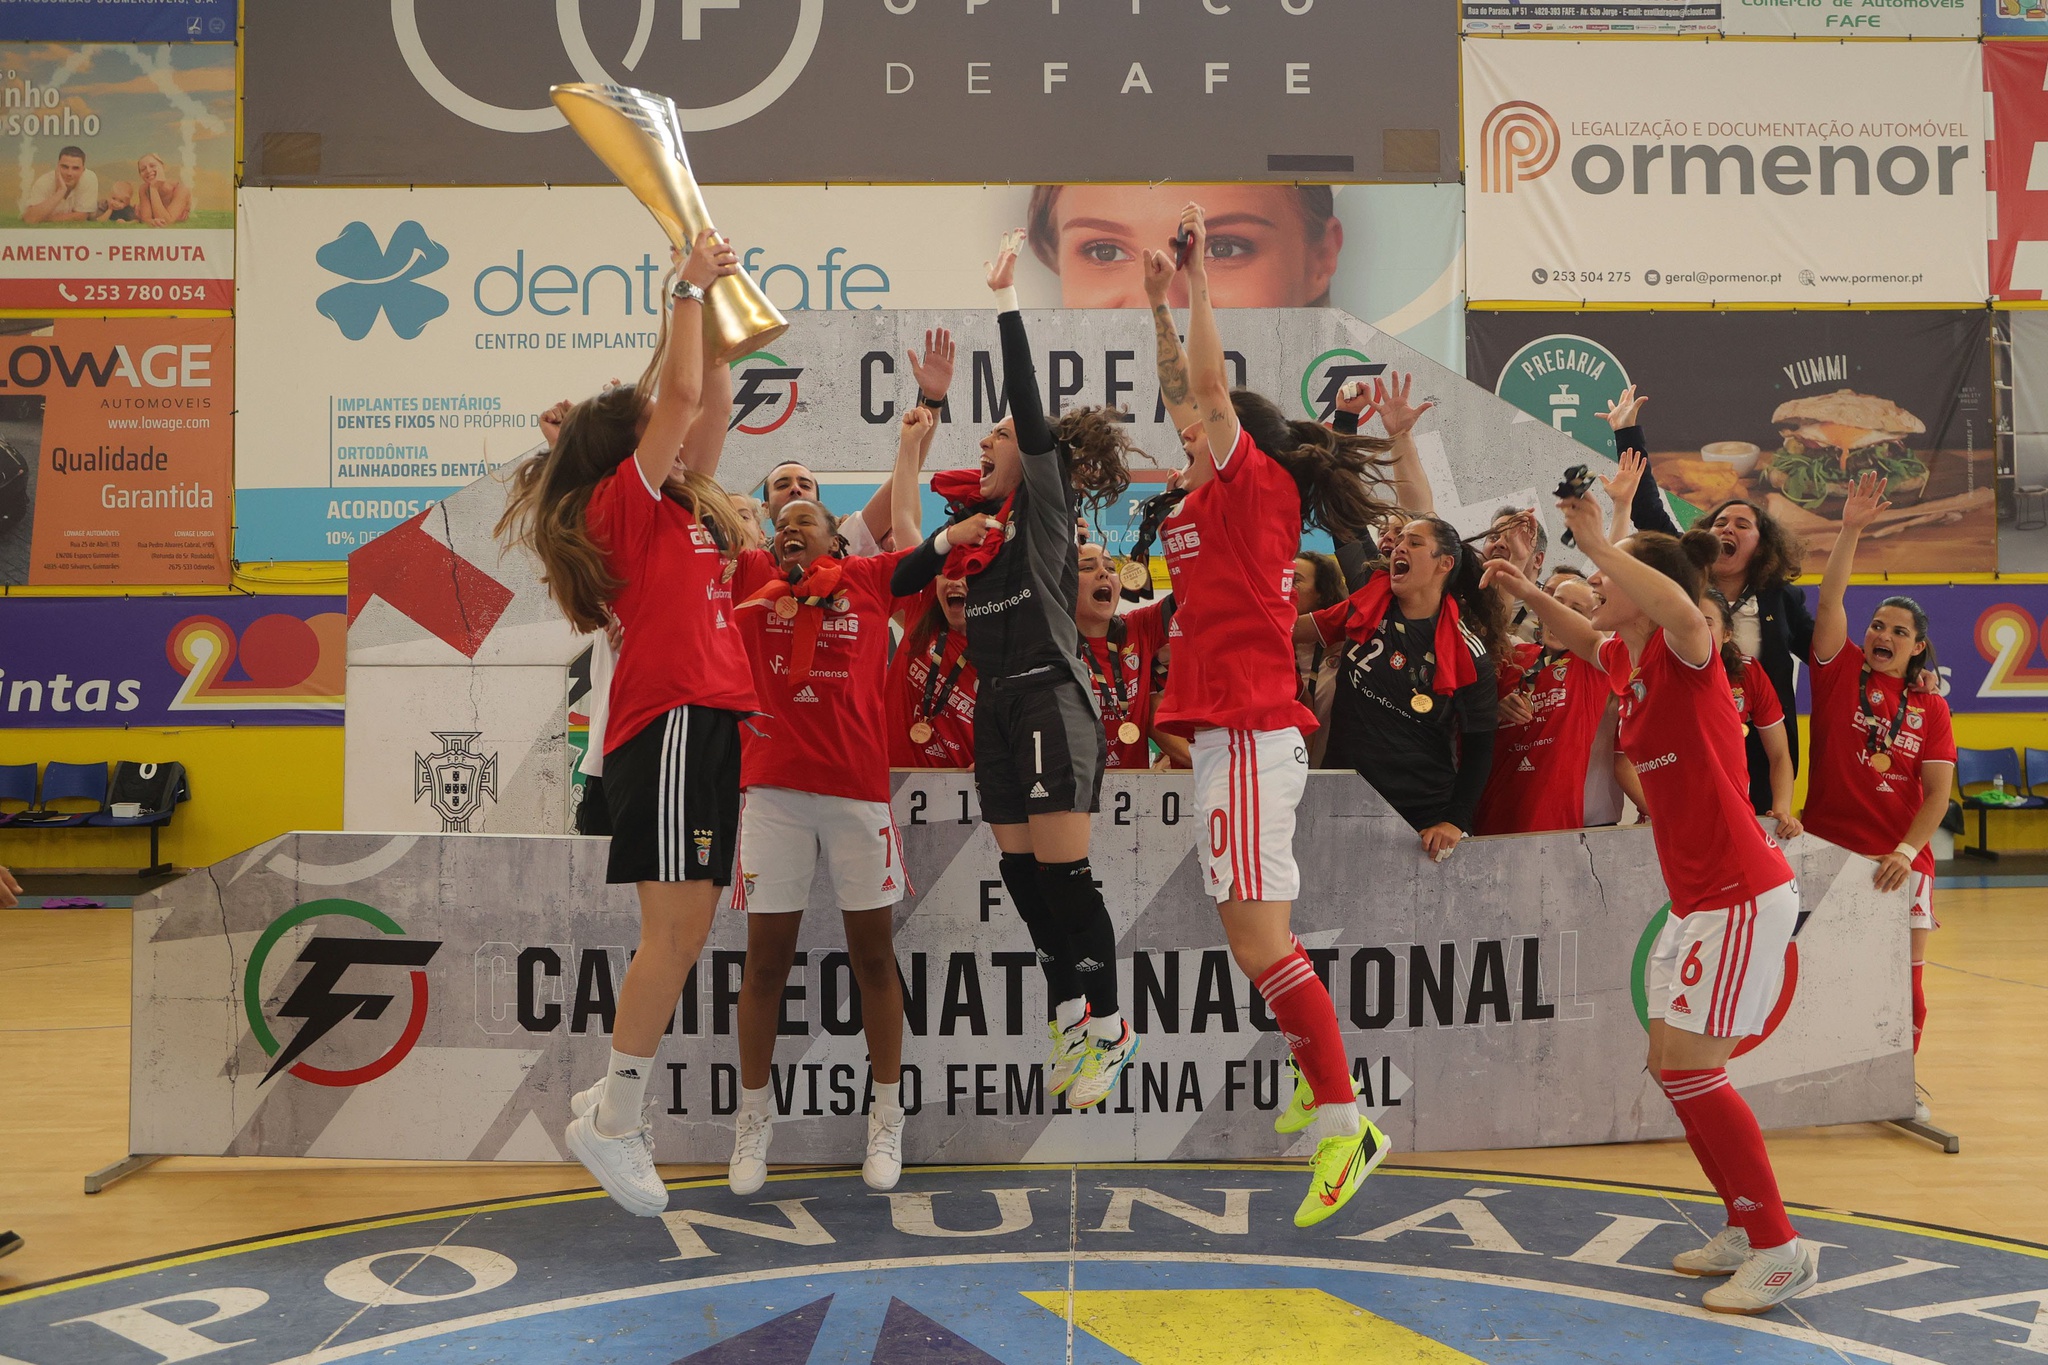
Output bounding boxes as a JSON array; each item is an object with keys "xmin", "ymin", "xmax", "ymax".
[
  {"xmin": 1230, "ymin": 389, "xmax": 1397, "ymax": 543},
  {"xmin": 1055, "ymin": 405, "xmax": 1151, "ymax": 512},
  {"xmin": 1698, "ymin": 497, "xmax": 1807, "ymax": 596}
]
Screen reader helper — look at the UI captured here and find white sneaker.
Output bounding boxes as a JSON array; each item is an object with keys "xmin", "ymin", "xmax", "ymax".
[
  {"xmin": 1673, "ymin": 1225, "xmax": 1750, "ymax": 1276},
  {"xmin": 1914, "ymin": 1097, "xmax": 1933, "ymax": 1124},
  {"xmin": 564, "ymin": 1114, "xmax": 667, "ymax": 1217},
  {"xmin": 863, "ymin": 1106, "xmax": 906, "ymax": 1191},
  {"xmin": 729, "ymin": 1110, "xmax": 773, "ymax": 1196},
  {"xmin": 1066, "ymin": 1022, "xmax": 1140, "ymax": 1110},
  {"xmin": 570, "ymin": 1081, "xmax": 601, "ymax": 1119},
  {"xmin": 1703, "ymin": 1240, "xmax": 1819, "ymax": 1315}
]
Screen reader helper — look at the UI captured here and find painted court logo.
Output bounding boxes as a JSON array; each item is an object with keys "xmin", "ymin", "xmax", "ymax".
[
  {"xmin": 315, "ymin": 220, "xmax": 451, "ymax": 341},
  {"xmin": 1479, "ymin": 100, "xmax": 1560, "ymax": 192},
  {"xmin": 243, "ymin": 900, "xmax": 442, "ymax": 1087}
]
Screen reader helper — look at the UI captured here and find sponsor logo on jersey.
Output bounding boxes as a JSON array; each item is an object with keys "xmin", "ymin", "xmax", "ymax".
[
  {"xmin": 1637, "ymin": 750, "xmax": 1679, "ymax": 773},
  {"xmin": 1906, "ymin": 709, "xmax": 1923, "ymax": 729},
  {"xmin": 1668, "ymin": 993, "xmax": 1691, "ymax": 1015},
  {"xmin": 1517, "ymin": 757, "xmax": 1536, "ymax": 772},
  {"xmin": 793, "ymin": 685, "xmax": 820, "ymax": 703}
]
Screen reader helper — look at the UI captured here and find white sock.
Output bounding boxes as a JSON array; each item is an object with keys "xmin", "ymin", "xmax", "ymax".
[
  {"xmin": 1320, "ymin": 1102, "xmax": 1362, "ymax": 1137},
  {"xmin": 1055, "ymin": 997, "xmax": 1088, "ymax": 1030},
  {"xmin": 596, "ymin": 1048, "xmax": 655, "ymax": 1138},
  {"xmin": 1750, "ymin": 1237, "xmax": 1800, "ymax": 1262},
  {"xmin": 739, "ymin": 1083, "xmax": 773, "ymax": 1119},
  {"xmin": 1085, "ymin": 1009, "xmax": 1124, "ymax": 1041},
  {"xmin": 872, "ymin": 1079, "xmax": 901, "ymax": 1115}
]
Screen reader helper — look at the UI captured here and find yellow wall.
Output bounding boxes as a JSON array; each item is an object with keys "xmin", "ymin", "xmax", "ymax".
[{"xmin": 0, "ymin": 727, "xmax": 342, "ymax": 871}]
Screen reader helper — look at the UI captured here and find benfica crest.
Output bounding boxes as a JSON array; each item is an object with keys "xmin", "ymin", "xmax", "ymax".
[{"xmin": 414, "ymin": 731, "xmax": 498, "ymax": 832}]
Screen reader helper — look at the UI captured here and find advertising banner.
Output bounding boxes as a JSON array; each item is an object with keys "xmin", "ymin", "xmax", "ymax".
[
  {"xmin": 0, "ymin": 42, "xmax": 234, "ymax": 310},
  {"xmin": 240, "ymin": 0, "xmax": 1455, "ymax": 187},
  {"xmin": 1462, "ymin": 40, "xmax": 1987, "ymax": 304},
  {"xmin": 1985, "ymin": 0, "xmax": 2048, "ymax": 36},
  {"xmin": 1465, "ymin": 2, "xmax": 1975, "ymax": 33},
  {"xmin": 234, "ymin": 184, "xmax": 1467, "ymax": 562},
  {"xmin": 131, "ymin": 807, "xmax": 1909, "ymax": 1164},
  {"xmin": 1467, "ymin": 309, "xmax": 1994, "ymax": 575},
  {"xmin": 2006, "ymin": 310, "xmax": 2048, "ymax": 575},
  {"xmin": 0, "ymin": 316, "xmax": 232, "ymax": 585},
  {"xmin": 1795, "ymin": 583, "xmax": 2048, "ymax": 713},
  {"xmin": 0, "ymin": 2, "xmax": 235, "ymax": 42},
  {"xmin": 1988, "ymin": 42, "xmax": 2048, "ymax": 302},
  {"xmin": 0, "ymin": 596, "xmax": 345, "ymax": 728}
]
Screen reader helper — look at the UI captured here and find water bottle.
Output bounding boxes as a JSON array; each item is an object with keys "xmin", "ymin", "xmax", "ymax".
[{"xmin": 1993, "ymin": 774, "xmax": 2007, "ymax": 804}]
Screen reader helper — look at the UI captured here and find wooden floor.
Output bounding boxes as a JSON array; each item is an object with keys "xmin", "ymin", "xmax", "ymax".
[{"xmin": 2, "ymin": 888, "xmax": 2042, "ymax": 1291}]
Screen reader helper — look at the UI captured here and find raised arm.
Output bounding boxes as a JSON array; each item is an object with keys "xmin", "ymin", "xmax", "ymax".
[
  {"xmin": 1479, "ymin": 557, "xmax": 1604, "ymax": 665},
  {"xmin": 633, "ymin": 230, "xmax": 736, "ymax": 491},
  {"xmin": 1372, "ymin": 372, "xmax": 1436, "ymax": 516},
  {"xmin": 1599, "ymin": 386, "xmax": 1680, "ymax": 538},
  {"xmin": 1559, "ymin": 495, "xmax": 1712, "ymax": 666},
  {"xmin": 1812, "ymin": 473, "xmax": 1887, "ymax": 664},
  {"xmin": 677, "ymin": 339, "xmax": 731, "ymax": 477},
  {"xmin": 988, "ymin": 231, "xmax": 1055, "ymax": 458},
  {"xmin": 1601, "ymin": 447, "xmax": 1648, "ymax": 542},
  {"xmin": 1141, "ymin": 248, "xmax": 1202, "ymax": 436},
  {"xmin": 863, "ymin": 328, "xmax": 954, "ymax": 544},
  {"xmin": 1179, "ymin": 204, "xmax": 1240, "ymax": 470},
  {"xmin": 891, "ymin": 406, "xmax": 932, "ymax": 546}
]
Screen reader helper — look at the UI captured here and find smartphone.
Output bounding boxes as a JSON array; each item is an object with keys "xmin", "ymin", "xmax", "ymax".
[{"xmin": 1171, "ymin": 229, "xmax": 1194, "ymax": 271}]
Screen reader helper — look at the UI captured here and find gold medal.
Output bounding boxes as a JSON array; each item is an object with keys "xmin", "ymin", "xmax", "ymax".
[
  {"xmin": 1119, "ymin": 558, "xmax": 1150, "ymax": 591},
  {"xmin": 775, "ymin": 596, "xmax": 800, "ymax": 620},
  {"xmin": 1870, "ymin": 752, "xmax": 1893, "ymax": 773},
  {"xmin": 1410, "ymin": 693, "xmax": 1435, "ymax": 714},
  {"xmin": 1118, "ymin": 721, "xmax": 1142, "ymax": 745},
  {"xmin": 909, "ymin": 721, "xmax": 935, "ymax": 745}
]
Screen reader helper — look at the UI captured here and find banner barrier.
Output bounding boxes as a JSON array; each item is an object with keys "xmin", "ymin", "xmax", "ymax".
[
  {"xmin": 0, "ymin": 2, "xmax": 235, "ymax": 42},
  {"xmin": 1464, "ymin": 2, "xmax": 1978, "ymax": 35},
  {"xmin": 1462, "ymin": 40, "xmax": 1987, "ymax": 305},
  {"xmin": 0, "ymin": 315, "xmax": 232, "ymax": 586},
  {"xmin": 0, "ymin": 42, "xmax": 234, "ymax": 310},
  {"xmin": 240, "ymin": 0, "xmax": 1456, "ymax": 187},
  {"xmin": 131, "ymin": 800, "xmax": 1910, "ymax": 1164},
  {"xmin": 1466, "ymin": 309, "xmax": 1994, "ymax": 576},
  {"xmin": 0, "ymin": 596, "xmax": 345, "ymax": 729},
  {"xmin": 234, "ymin": 184, "xmax": 1466, "ymax": 562},
  {"xmin": 1988, "ymin": 42, "xmax": 2048, "ymax": 302}
]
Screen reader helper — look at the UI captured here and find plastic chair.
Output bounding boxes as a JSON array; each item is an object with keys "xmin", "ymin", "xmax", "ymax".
[
  {"xmin": 1955, "ymin": 747, "xmax": 2026, "ymax": 862},
  {"xmin": 15, "ymin": 761, "xmax": 107, "ymax": 829},
  {"xmin": 85, "ymin": 761, "xmax": 188, "ymax": 877},
  {"xmin": 0, "ymin": 764, "xmax": 35, "ymax": 826},
  {"xmin": 2028, "ymin": 750, "xmax": 2048, "ymax": 800}
]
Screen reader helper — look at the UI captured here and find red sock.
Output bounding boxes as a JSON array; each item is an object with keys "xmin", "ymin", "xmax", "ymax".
[
  {"xmin": 1659, "ymin": 1075, "xmax": 1740, "ymax": 1228},
  {"xmin": 1911, "ymin": 961, "xmax": 1926, "ymax": 1054},
  {"xmin": 1660, "ymin": 1068, "xmax": 1796, "ymax": 1249},
  {"xmin": 1255, "ymin": 943, "xmax": 1353, "ymax": 1107}
]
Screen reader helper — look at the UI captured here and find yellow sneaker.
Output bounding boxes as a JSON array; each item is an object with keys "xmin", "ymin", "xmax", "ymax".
[
  {"xmin": 1046, "ymin": 1015, "xmax": 1090, "ymax": 1097},
  {"xmin": 1293, "ymin": 1118, "xmax": 1389, "ymax": 1229},
  {"xmin": 1274, "ymin": 1058, "xmax": 1362, "ymax": 1135}
]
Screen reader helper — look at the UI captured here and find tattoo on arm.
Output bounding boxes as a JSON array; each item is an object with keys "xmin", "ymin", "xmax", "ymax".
[{"xmin": 1152, "ymin": 304, "xmax": 1190, "ymax": 405}]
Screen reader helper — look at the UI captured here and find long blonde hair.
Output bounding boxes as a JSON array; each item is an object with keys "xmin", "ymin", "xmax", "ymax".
[{"xmin": 496, "ymin": 305, "xmax": 747, "ymax": 633}]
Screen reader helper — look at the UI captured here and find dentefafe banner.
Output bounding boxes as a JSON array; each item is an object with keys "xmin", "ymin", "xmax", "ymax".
[
  {"xmin": 1988, "ymin": 42, "xmax": 2048, "ymax": 302},
  {"xmin": 240, "ymin": 0, "xmax": 1455, "ymax": 186},
  {"xmin": 0, "ymin": 596, "xmax": 346, "ymax": 728},
  {"xmin": 1464, "ymin": 2, "xmax": 1977, "ymax": 33},
  {"xmin": 0, "ymin": 42, "xmax": 235, "ymax": 311},
  {"xmin": 1467, "ymin": 310, "xmax": 1993, "ymax": 576},
  {"xmin": 235, "ymin": 183, "xmax": 1467, "ymax": 561},
  {"xmin": 0, "ymin": 2, "xmax": 235, "ymax": 41},
  {"xmin": 1462, "ymin": 40, "xmax": 1987, "ymax": 304},
  {"xmin": 0, "ymin": 317, "xmax": 232, "ymax": 585}
]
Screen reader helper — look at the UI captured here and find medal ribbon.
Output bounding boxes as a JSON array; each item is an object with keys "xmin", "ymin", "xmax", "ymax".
[
  {"xmin": 1857, "ymin": 664, "xmax": 1909, "ymax": 765},
  {"xmin": 930, "ymin": 469, "xmax": 1014, "ymax": 579},
  {"xmin": 1336, "ymin": 571, "xmax": 1479, "ymax": 696},
  {"xmin": 916, "ymin": 628, "xmax": 971, "ymax": 730},
  {"xmin": 1085, "ymin": 624, "xmax": 1132, "ymax": 725},
  {"xmin": 737, "ymin": 555, "xmax": 845, "ymax": 682}
]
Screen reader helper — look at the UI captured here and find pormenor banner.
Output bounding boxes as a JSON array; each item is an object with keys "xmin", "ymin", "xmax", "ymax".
[
  {"xmin": 234, "ymin": 185, "xmax": 1467, "ymax": 562},
  {"xmin": 240, "ymin": 0, "xmax": 1455, "ymax": 186},
  {"xmin": 1988, "ymin": 42, "xmax": 2048, "ymax": 302},
  {"xmin": 1464, "ymin": 1, "xmax": 1976, "ymax": 34},
  {"xmin": 0, "ymin": 2, "xmax": 235, "ymax": 42},
  {"xmin": 0, "ymin": 597, "xmax": 345, "ymax": 728},
  {"xmin": 0, "ymin": 316, "xmax": 231, "ymax": 585},
  {"xmin": 1462, "ymin": 40, "xmax": 1987, "ymax": 304},
  {"xmin": 131, "ymin": 812, "xmax": 1909, "ymax": 1164},
  {"xmin": 0, "ymin": 42, "xmax": 234, "ymax": 311},
  {"xmin": 1466, "ymin": 309, "xmax": 1994, "ymax": 576}
]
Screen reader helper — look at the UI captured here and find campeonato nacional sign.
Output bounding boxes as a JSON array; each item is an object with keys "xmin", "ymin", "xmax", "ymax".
[{"xmin": 1462, "ymin": 40, "xmax": 1987, "ymax": 305}]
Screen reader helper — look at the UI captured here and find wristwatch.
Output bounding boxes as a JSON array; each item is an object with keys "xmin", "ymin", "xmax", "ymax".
[
  {"xmin": 671, "ymin": 279, "xmax": 706, "ymax": 306},
  {"xmin": 918, "ymin": 394, "xmax": 945, "ymax": 411}
]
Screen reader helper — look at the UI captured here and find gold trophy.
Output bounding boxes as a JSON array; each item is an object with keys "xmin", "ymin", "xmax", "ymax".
[{"xmin": 550, "ymin": 82, "xmax": 787, "ymax": 363}]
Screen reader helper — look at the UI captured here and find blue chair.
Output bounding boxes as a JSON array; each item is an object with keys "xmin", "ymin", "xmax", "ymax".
[
  {"xmin": 0, "ymin": 764, "xmax": 34, "ymax": 826},
  {"xmin": 1955, "ymin": 747, "xmax": 2031, "ymax": 862},
  {"xmin": 26, "ymin": 761, "xmax": 107, "ymax": 828},
  {"xmin": 85, "ymin": 761, "xmax": 188, "ymax": 877},
  {"xmin": 2029, "ymin": 750, "xmax": 2048, "ymax": 800}
]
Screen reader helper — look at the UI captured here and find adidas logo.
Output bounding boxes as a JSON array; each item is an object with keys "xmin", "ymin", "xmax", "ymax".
[
  {"xmin": 614, "ymin": 1068, "xmax": 640, "ymax": 1079},
  {"xmin": 793, "ymin": 685, "xmax": 820, "ymax": 702},
  {"xmin": 1733, "ymin": 1196, "xmax": 1762, "ymax": 1211},
  {"xmin": 1669, "ymin": 994, "xmax": 1691, "ymax": 1015},
  {"xmin": 1517, "ymin": 757, "xmax": 1535, "ymax": 772},
  {"xmin": 881, "ymin": 875, "xmax": 896, "ymax": 891},
  {"xmin": 1075, "ymin": 958, "xmax": 1105, "ymax": 973},
  {"xmin": 1029, "ymin": 782, "xmax": 1050, "ymax": 798}
]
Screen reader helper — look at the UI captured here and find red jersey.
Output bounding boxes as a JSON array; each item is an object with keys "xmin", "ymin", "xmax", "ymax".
[
  {"xmin": 731, "ymin": 549, "xmax": 908, "ymax": 803},
  {"xmin": 1473, "ymin": 644, "xmax": 1609, "ymax": 836},
  {"xmin": 1601, "ymin": 631, "xmax": 1793, "ymax": 916},
  {"xmin": 587, "ymin": 461, "xmax": 757, "ymax": 752},
  {"xmin": 1730, "ymin": 657, "xmax": 1785, "ymax": 731},
  {"xmin": 887, "ymin": 589, "xmax": 979, "ymax": 769},
  {"xmin": 1800, "ymin": 646, "xmax": 1957, "ymax": 859},
  {"xmin": 1155, "ymin": 426, "xmax": 1316, "ymax": 738},
  {"xmin": 1084, "ymin": 599, "xmax": 1171, "ymax": 769}
]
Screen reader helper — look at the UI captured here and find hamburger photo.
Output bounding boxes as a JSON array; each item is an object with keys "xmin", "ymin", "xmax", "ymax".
[{"xmin": 1762, "ymin": 389, "xmax": 1928, "ymax": 515}]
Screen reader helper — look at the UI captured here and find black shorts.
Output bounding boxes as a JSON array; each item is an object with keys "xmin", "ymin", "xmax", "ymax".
[
  {"xmin": 603, "ymin": 706, "xmax": 741, "ymax": 885},
  {"xmin": 574, "ymin": 774, "xmax": 613, "ymax": 837},
  {"xmin": 974, "ymin": 677, "xmax": 1105, "ymax": 827}
]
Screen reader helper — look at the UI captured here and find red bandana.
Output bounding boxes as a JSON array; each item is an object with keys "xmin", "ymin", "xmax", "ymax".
[
  {"xmin": 930, "ymin": 468, "xmax": 1013, "ymax": 579},
  {"xmin": 1338, "ymin": 571, "xmax": 1479, "ymax": 695},
  {"xmin": 737, "ymin": 555, "xmax": 845, "ymax": 682}
]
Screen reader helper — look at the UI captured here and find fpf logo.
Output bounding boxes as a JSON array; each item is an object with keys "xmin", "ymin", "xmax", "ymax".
[
  {"xmin": 315, "ymin": 221, "xmax": 451, "ymax": 341},
  {"xmin": 243, "ymin": 900, "xmax": 443, "ymax": 1087},
  {"xmin": 729, "ymin": 352, "xmax": 803, "ymax": 435},
  {"xmin": 1479, "ymin": 100, "xmax": 1560, "ymax": 193}
]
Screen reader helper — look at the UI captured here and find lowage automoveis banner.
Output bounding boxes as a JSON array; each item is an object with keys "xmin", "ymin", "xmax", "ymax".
[
  {"xmin": 1462, "ymin": 40, "xmax": 1987, "ymax": 304},
  {"xmin": 0, "ymin": 317, "xmax": 231, "ymax": 585}
]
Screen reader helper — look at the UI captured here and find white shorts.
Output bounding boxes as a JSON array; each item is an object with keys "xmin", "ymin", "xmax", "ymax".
[
  {"xmin": 1190, "ymin": 726, "xmax": 1309, "ymax": 904},
  {"xmin": 733, "ymin": 787, "xmax": 908, "ymax": 914},
  {"xmin": 1648, "ymin": 880, "xmax": 1799, "ymax": 1038},
  {"xmin": 1909, "ymin": 847, "xmax": 1937, "ymax": 931}
]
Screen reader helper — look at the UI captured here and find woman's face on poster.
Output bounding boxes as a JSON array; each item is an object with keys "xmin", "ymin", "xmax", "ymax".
[{"xmin": 1042, "ymin": 185, "xmax": 1342, "ymax": 310}]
